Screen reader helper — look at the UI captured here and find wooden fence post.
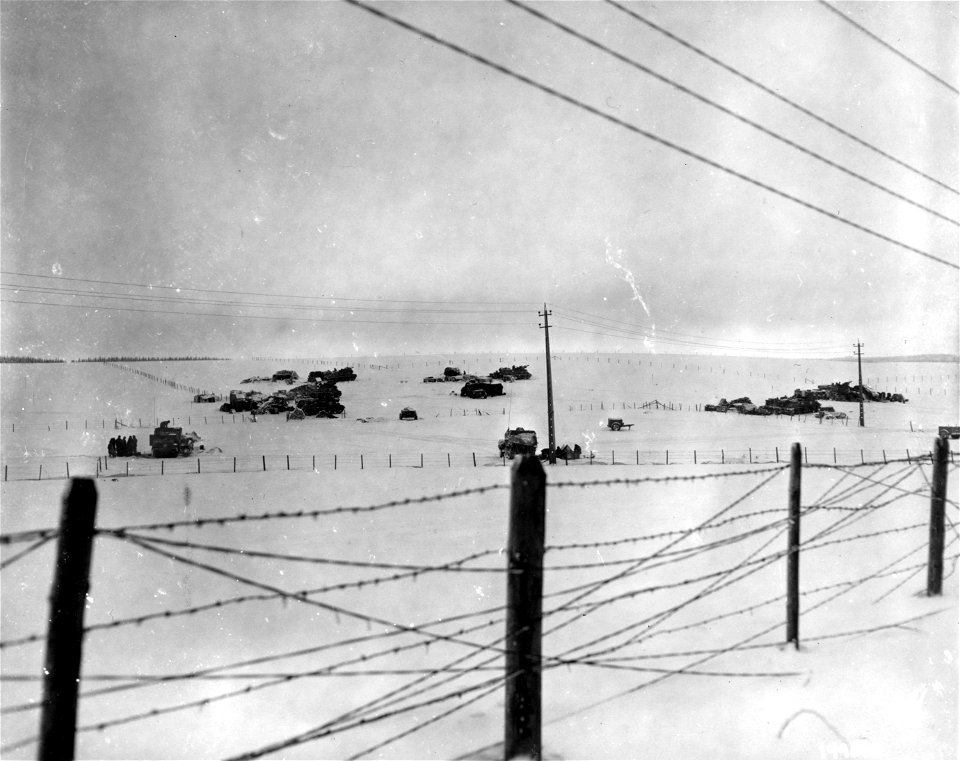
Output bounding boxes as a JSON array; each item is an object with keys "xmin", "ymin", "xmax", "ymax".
[
  {"xmin": 504, "ymin": 456, "xmax": 545, "ymax": 761},
  {"xmin": 927, "ymin": 437, "xmax": 949, "ymax": 596},
  {"xmin": 786, "ymin": 443, "xmax": 802, "ymax": 649},
  {"xmin": 38, "ymin": 479, "xmax": 98, "ymax": 761}
]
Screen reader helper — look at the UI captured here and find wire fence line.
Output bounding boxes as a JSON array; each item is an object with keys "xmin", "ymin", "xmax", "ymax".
[
  {"xmin": 1, "ymin": 447, "xmax": 953, "ymax": 759},
  {"xmin": 3, "ymin": 446, "xmax": 952, "ymax": 483}
]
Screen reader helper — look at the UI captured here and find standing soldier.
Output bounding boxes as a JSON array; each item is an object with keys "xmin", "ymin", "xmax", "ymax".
[
  {"xmin": 130, "ymin": 435, "xmax": 138, "ymax": 455},
  {"xmin": 108, "ymin": 437, "xmax": 117, "ymax": 458}
]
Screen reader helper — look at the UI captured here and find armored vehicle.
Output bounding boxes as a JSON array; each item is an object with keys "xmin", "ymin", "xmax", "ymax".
[
  {"xmin": 149, "ymin": 421, "xmax": 195, "ymax": 458},
  {"xmin": 498, "ymin": 428, "xmax": 538, "ymax": 459}
]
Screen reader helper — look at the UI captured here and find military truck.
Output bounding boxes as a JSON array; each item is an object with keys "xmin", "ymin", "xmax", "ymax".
[
  {"xmin": 498, "ymin": 428, "xmax": 538, "ymax": 459},
  {"xmin": 149, "ymin": 421, "xmax": 195, "ymax": 458},
  {"xmin": 461, "ymin": 379, "xmax": 504, "ymax": 399}
]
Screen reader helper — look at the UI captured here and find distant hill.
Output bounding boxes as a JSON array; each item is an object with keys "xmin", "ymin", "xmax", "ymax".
[{"xmin": 837, "ymin": 354, "xmax": 959, "ymax": 364}]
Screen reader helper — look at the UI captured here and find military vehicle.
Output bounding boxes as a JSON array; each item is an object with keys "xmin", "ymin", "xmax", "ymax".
[
  {"xmin": 498, "ymin": 428, "xmax": 538, "ymax": 459},
  {"xmin": 399, "ymin": 407, "xmax": 418, "ymax": 420},
  {"xmin": 149, "ymin": 421, "xmax": 196, "ymax": 458},
  {"xmin": 308, "ymin": 367, "xmax": 357, "ymax": 383},
  {"xmin": 461, "ymin": 379, "xmax": 504, "ymax": 399},
  {"xmin": 490, "ymin": 365, "xmax": 532, "ymax": 381}
]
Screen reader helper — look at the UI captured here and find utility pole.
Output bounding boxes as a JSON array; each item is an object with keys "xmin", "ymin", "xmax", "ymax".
[
  {"xmin": 854, "ymin": 341, "xmax": 865, "ymax": 427},
  {"xmin": 539, "ymin": 305, "xmax": 556, "ymax": 464}
]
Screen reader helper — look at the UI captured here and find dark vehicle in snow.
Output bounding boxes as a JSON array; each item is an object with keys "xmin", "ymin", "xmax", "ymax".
[
  {"xmin": 498, "ymin": 428, "xmax": 538, "ymax": 459},
  {"xmin": 461, "ymin": 379, "xmax": 504, "ymax": 399},
  {"xmin": 149, "ymin": 421, "xmax": 195, "ymax": 458}
]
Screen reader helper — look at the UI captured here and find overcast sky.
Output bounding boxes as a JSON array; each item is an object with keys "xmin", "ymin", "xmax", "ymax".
[{"xmin": 2, "ymin": 1, "xmax": 957, "ymax": 360}]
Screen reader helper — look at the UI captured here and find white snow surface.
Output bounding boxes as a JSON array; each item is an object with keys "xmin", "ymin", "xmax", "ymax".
[{"xmin": 1, "ymin": 353, "xmax": 957, "ymax": 759}]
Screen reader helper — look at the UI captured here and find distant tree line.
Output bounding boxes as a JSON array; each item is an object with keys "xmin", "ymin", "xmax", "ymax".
[
  {"xmin": 73, "ymin": 356, "xmax": 230, "ymax": 363},
  {"xmin": 0, "ymin": 355, "xmax": 66, "ymax": 363}
]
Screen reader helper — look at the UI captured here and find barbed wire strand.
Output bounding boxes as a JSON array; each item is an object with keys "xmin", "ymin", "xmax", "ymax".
[
  {"xmin": 0, "ymin": 535, "xmax": 53, "ymax": 570},
  {"xmin": 265, "ymin": 465, "xmax": 947, "ymax": 755},
  {"xmin": 564, "ymin": 474, "xmax": 910, "ymax": 660},
  {"xmin": 99, "ymin": 482, "xmax": 509, "ymax": 535},
  {"xmin": 343, "ymin": 682, "xmax": 503, "ymax": 761},
  {"xmin": 0, "ymin": 528, "xmax": 58, "ymax": 546},
  {"xmin": 872, "ymin": 534, "xmax": 959, "ymax": 603},
  {"xmin": 560, "ymin": 520, "xmax": 794, "ymax": 660},
  {"xmin": 601, "ymin": 561, "xmax": 931, "ymax": 657},
  {"xmin": 544, "ymin": 514, "xmax": 793, "ymax": 571},
  {"xmin": 225, "ymin": 674, "xmax": 511, "ymax": 761},
  {"xmin": 543, "ymin": 467, "xmax": 785, "ymax": 630},
  {"xmin": 121, "ymin": 535, "xmax": 510, "ymax": 660},
  {"xmin": 104, "ymin": 531, "xmax": 509, "ymax": 573}
]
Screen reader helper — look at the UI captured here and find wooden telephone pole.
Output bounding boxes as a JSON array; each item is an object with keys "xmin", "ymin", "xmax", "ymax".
[
  {"xmin": 854, "ymin": 341, "xmax": 865, "ymax": 427},
  {"xmin": 539, "ymin": 305, "xmax": 556, "ymax": 464}
]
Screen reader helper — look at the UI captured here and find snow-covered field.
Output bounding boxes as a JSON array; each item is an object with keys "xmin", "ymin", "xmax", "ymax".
[{"xmin": 1, "ymin": 354, "xmax": 957, "ymax": 759}]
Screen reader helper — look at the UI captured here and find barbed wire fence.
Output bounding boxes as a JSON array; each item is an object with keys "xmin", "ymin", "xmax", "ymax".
[
  {"xmin": 0, "ymin": 440, "xmax": 955, "ymax": 758},
  {"xmin": 3, "ymin": 445, "xmax": 955, "ymax": 484}
]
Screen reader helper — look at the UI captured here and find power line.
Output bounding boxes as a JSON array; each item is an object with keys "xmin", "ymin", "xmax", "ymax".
[
  {"xmin": 552, "ymin": 305, "xmax": 854, "ymax": 348},
  {"xmin": 818, "ymin": 0, "xmax": 959, "ymax": 95},
  {"xmin": 342, "ymin": 1, "xmax": 957, "ymax": 270},
  {"xmin": 605, "ymin": 0, "xmax": 958, "ymax": 194},
  {"xmin": 0, "ymin": 282, "xmax": 533, "ymax": 315},
  {"xmin": 0, "ymin": 298, "xmax": 534, "ymax": 327},
  {"xmin": 551, "ymin": 322, "xmax": 841, "ymax": 355},
  {"xmin": 0, "ymin": 270, "xmax": 539, "ymax": 307},
  {"xmin": 551, "ymin": 309, "xmax": 849, "ymax": 353},
  {"xmin": 507, "ymin": 0, "xmax": 957, "ymax": 226}
]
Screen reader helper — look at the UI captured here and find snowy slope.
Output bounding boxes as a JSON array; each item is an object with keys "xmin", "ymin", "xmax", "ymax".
[{"xmin": 1, "ymin": 355, "xmax": 957, "ymax": 759}]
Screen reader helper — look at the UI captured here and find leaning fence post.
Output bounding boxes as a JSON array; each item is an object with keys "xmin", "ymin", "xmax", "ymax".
[
  {"xmin": 786, "ymin": 443, "xmax": 802, "ymax": 649},
  {"xmin": 38, "ymin": 478, "xmax": 98, "ymax": 761},
  {"xmin": 927, "ymin": 437, "xmax": 949, "ymax": 596},
  {"xmin": 504, "ymin": 456, "xmax": 545, "ymax": 761}
]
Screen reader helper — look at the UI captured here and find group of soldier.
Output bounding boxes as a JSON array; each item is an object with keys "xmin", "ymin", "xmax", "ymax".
[{"xmin": 108, "ymin": 435, "xmax": 138, "ymax": 457}]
